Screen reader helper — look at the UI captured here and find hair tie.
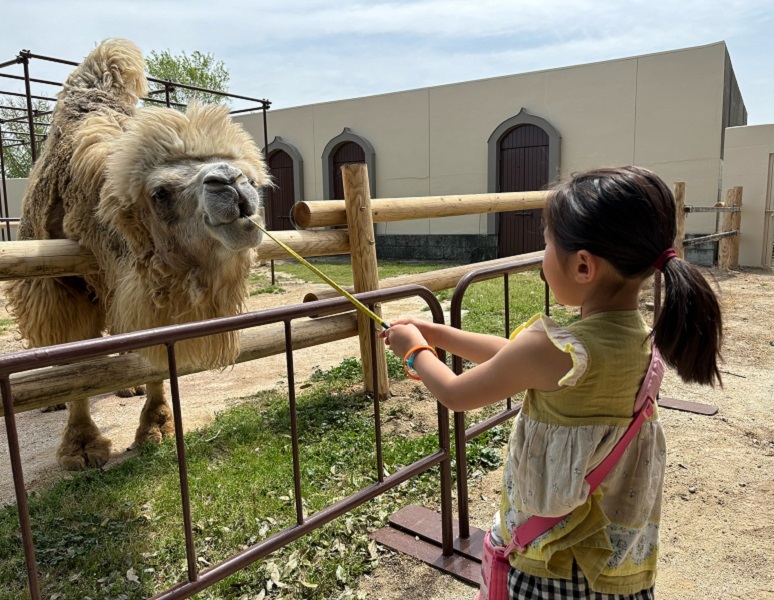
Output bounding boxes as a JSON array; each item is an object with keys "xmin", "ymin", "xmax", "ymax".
[{"xmin": 653, "ymin": 248, "xmax": 677, "ymax": 271}]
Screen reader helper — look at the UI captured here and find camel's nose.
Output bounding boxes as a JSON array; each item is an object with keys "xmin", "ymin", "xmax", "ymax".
[
  {"xmin": 202, "ymin": 163, "xmax": 258, "ymax": 225},
  {"xmin": 203, "ymin": 163, "xmax": 243, "ymax": 187}
]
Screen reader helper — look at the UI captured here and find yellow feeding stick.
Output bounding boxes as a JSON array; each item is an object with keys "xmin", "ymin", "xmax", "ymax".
[{"xmin": 248, "ymin": 218, "xmax": 390, "ymax": 330}]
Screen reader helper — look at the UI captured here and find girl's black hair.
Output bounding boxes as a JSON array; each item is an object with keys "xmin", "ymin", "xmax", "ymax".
[{"xmin": 544, "ymin": 166, "xmax": 722, "ymax": 386}]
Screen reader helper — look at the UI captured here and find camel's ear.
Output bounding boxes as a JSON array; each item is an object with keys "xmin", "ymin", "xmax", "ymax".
[{"xmin": 97, "ymin": 192, "xmax": 154, "ymax": 258}]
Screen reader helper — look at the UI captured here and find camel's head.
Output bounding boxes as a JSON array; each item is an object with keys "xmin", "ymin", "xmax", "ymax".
[
  {"xmin": 146, "ymin": 156, "xmax": 265, "ymax": 253},
  {"xmin": 99, "ymin": 103, "xmax": 270, "ymax": 266}
]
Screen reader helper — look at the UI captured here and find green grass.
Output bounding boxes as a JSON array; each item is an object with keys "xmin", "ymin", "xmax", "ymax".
[
  {"xmin": 0, "ymin": 319, "xmax": 14, "ymax": 334},
  {"xmin": 0, "ymin": 259, "xmax": 578, "ymax": 599},
  {"xmin": 247, "ymin": 272, "xmax": 286, "ymax": 296},
  {"xmin": 458, "ymin": 270, "xmax": 578, "ymax": 336},
  {"xmin": 274, "ymin": 258, "xmax": 447, "ymax": 287}
]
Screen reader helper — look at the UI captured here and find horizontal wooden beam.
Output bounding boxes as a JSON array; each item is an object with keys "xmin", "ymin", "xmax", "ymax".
[
  {"xmin": 292, "ymin": 191, "xmax": 550, "ymax": 228},
  {"xmin": 1, "ymin": 312, "xmax": 358, "ymax": 416},
  {"xmin": 0, "ymin": 230, "xmax": 352, "ymax": 280},
  {"xmin": 0, "ymin": 239, "xmax": 100, "ymax": 280},
  {"xmin": 254, "ymin": 229, "xmax": 350, "ymax": 260},
  {"xmin": 684, "ymin": 206, "xmax": 741, "ymax": 213},
  {"xmin": 682, "ymin": 230, "xmax": 738, "ymax": 247}
]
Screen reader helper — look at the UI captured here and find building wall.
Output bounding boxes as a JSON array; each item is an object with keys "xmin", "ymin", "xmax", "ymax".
[
  {"xmin": 236, "ymin": 42, "xmax": 732, "ymax": 243},
  {"xmin": 0, "ymin": 178, "xmax": 26, "ymax": 239},
  {"xmin": 723, "ymin": 124, "xmax": 774, "ymax": 267}
]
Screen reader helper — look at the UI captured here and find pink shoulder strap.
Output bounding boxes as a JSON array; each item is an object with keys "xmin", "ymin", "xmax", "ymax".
[{"xmin": 503, "ymin": 346, "xmax": 665, "ymax": 556}]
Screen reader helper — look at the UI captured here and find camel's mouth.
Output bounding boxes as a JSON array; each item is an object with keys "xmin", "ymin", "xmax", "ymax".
[
  {"xmin": 203, "ymin": 211, "xmax": 257, "ymax": 229},
  {"xmin": 202, "ymin": 209, "xmax": 263, "ymax": 251},
  {"xmin": 238, "ymin": 208, "xmax": 256, "ymax": 221}
]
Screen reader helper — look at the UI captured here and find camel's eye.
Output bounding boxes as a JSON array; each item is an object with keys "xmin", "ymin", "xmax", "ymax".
[
  {"xmin": 248, "ymin": 179, "xmax": 256, "ymax": 187},
  {"xmin": 152, "ymin": 187, "xmax": 172, "ymax": 203}
]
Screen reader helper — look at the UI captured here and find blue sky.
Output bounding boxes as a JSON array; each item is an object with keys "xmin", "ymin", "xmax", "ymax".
[{"xmin": 2, "ymin": 0, "xmax": 773, "ymax": 123}]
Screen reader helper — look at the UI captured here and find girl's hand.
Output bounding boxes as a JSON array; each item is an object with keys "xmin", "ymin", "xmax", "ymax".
[
  {"xmin": 387, "ymin": 318, "xmax": 437, "ymax": 347},
  {"xmin": 380, "ymin": 323, "xmax": 428, "ymax": 359}
]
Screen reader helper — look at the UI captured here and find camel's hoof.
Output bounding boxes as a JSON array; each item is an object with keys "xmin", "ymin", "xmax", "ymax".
[
  {"xmin": 135, "ymin": 404, "xmax": 175, "ymax": 446},
  {"xmin": 56, "ymin": 434, "xmax": 112, "ymax": 471},
  {"xmin": 41, "ymin": 404, "xmax": 66, "ymax": 413},
  {"xmin": 115, "ymin": 385, "xmax": 146, "ymax": 398}
]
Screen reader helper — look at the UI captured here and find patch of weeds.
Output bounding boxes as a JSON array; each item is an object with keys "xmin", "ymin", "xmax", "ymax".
[
  {"xmin": 384, "ymin": 404, "xmax": 413, "ymax": 420},
  {"xmin": 309, "ymin": 357, "xmax": 363, "ymax": 383},
  {"xmin": 249, "ymin": 284, "xmax": 286, "ymax": 296},
  {"xmin": 0, "ymin": 319, "xmax": 14, "ymax": 334},
  {"xmin": 435, "ymin": 288, "xmax": 452, "ymax": 303},
  {"xmin": 309, "ymin": 353, "xmax": 405, "ymax": 384},
  {"xmin": 465, "ymin": 424, "xmax": 508, "ymax": 474}
]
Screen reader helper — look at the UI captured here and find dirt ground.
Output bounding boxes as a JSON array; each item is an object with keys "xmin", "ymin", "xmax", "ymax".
[{"xmin": 0, "ymin": 265, "xmax": 772, "ymax": 599}]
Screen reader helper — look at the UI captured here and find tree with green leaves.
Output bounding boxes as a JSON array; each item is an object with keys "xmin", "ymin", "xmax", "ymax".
[
  {"xmin": 145, "ymin": 49, "xmax": 230, "ymax": 107},
  {"xmin": 0, "ymin": 97, "xmax": 52, "ymax": 179}
]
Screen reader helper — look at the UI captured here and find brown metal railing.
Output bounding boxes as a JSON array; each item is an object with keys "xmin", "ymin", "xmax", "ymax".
[
  {"xmin": 1, "ymin": 285, "xmax": 453, "ymax": 599},
  {"xmin": 448, "ymin": 255, "xmax": 547, "ymax": 539}
]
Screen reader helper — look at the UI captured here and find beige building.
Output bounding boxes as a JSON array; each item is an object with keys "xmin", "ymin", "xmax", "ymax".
[
  {"xmin": 723, "ymin": 124, "xmax": 774, "ymax": 267},
  {"xmin": 235, "ymin": 41, "xmax": 747, "ymax": 263}
]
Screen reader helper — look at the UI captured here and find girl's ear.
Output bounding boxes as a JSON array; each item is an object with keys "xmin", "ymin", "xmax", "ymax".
[{"xmin": 574, "ymin": 249, "xmax": 598, "ymax": 284}]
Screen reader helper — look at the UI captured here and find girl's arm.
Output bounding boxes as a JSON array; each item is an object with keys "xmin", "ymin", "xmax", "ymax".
[
  {"xmin": 383, "ymin": 323, "xmax": 573, "ymax": 412},
  {"xmin": 388, "ymin": 318, "xmax": 508, "ymax": 364}
]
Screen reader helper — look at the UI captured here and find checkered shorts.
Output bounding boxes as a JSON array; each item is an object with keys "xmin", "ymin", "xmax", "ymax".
[{"xmin": 507, "ymin": 563, "xmax": 654, "ymax": 599}]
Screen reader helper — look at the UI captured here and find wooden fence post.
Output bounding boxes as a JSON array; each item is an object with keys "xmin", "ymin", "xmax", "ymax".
[
  {"xmin": 342, "ymin": 164, "xmax": 389, "ymax": 399},
  {"xmin": 730, "ymin": 186, "xmax": 743, "ymax": 268},
  {"xmin": 718, "ymin": 187, "xmax": 737, "ymax": 270},
  {"xmin": 674, "ymin": 182, "xmax": 686, "ymax": 259}
]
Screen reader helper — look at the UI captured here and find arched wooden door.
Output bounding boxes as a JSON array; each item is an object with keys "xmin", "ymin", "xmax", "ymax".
[
  {"xmin": 332, "ymin": 142, "xmax": 365, "ymax": 200},
  {"xmin": 497, "ymin": 124, "xmax": 549, "ymax": 257},
  {"xmin": 267, "ymin": 150, "xmax": 295, "ymax": 230}
]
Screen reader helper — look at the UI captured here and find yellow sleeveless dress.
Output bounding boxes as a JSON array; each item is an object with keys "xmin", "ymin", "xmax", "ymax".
[{"xmin": 492, "ymin": 311, "xmax": 666, "ymax": 595}]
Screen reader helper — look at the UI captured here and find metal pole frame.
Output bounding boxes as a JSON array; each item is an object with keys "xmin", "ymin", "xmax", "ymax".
[{"xmin": 0, "ymin": 285, "xmax": 451, "ymax": 599}]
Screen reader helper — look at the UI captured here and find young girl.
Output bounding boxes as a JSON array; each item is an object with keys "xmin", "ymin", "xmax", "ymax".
[{"xmin": 381, "ymin": 166, "xmax": 722, "ymax": 599}]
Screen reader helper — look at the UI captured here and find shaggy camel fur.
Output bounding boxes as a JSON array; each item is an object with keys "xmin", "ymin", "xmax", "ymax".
[{"xmin": 7, "ymin": 39, "xmax": 269, "ymax": 470}]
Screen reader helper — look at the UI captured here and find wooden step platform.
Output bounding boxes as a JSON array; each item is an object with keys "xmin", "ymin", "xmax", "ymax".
[
  {"xmin": 371, "ymin": 504, "xmax": 485, "ymax": 585},
  {"xmin": 659, "ymin": 397, "xmax": 718, "ymax": 415}
]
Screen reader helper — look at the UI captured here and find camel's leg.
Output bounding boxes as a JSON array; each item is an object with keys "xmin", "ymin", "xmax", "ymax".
[
  {"xmin": 134, "ymin": 381, "xmax": 175, "ymax": 446},
  {"xmin": 56, "ymin": 398, "xmax": 112, "ymax": 470},
  {"xmin": 115, "ymin": 385, "xmax": 146, "ymax": 398},
  {"xmin": 8, "ymin": 276, "xmax": 113, "ymax": 469}
]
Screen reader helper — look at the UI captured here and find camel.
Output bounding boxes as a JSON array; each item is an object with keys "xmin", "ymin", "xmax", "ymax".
[{"xmin": 6, "ymin": 39, "xmax": 269, "ymax": 470}]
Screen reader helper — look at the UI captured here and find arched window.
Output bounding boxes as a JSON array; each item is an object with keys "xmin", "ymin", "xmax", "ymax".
[
  {"xmin": 321, "ymin": 128, "xmax": 375, "ymax": 200},
  {"xmin": 487, "ymin": 109, "xmax": 561, "ymax": 257},
  {"xmin": 265, "ymin": 136, "xmax": 303, "ymax": 230}
]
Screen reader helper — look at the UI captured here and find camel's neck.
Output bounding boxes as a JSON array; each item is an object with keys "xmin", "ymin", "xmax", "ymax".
[{"xmin": 110, "ymin": 250, "xmax": 249, "ymax": 330}]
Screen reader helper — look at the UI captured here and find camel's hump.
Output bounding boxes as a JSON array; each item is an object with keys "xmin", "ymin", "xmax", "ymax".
[{"xmin": 60, "ymin": 39, "xmax": 148, "ymax": 109}]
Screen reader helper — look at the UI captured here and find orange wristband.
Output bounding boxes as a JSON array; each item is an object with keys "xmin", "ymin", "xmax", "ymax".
[{"xmin": 403, "ymin": 344, "xmax": 439, "ymax": 380}]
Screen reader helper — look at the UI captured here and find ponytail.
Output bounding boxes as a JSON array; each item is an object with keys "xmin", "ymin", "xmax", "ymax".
[{"xmin": 654, "ymin": 258, "xmax": 722, "ymax": 386}]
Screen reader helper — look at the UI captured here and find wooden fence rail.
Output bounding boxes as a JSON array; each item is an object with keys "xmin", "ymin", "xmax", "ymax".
[{"xmin": 674, "ymin": 183, "xmax": 743, "ymax": 270}]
